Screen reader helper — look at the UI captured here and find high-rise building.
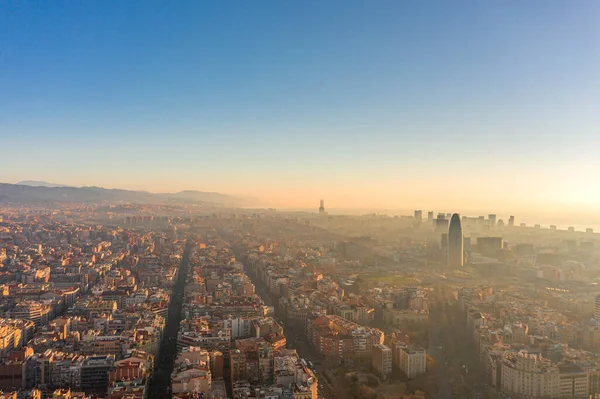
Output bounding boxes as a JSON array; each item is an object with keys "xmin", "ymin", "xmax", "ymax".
[
  {"xmin": 488, "ymin": 214, "xmax": 497, "ymax": 227},
  {"xmin": 427, "ymin": 211, "xmax": 434, "ymax": 224},
  {"xmin": 414, "ymin": 210, "xmax": 422, "ymax": 222},
  {"xmin": 508, "ymin": 215, "xmax": 515, "ymax": 227},
  {"xmin": 318, "ymin": 200, "xmax": 325, "ymax": 214},
  {"xmin": 448, "ymin": 213, "xmax": 463, "ymax": 268},
  {"xmin": 435, "ymin": 214, "xmax": 448, "ymax": 232}
]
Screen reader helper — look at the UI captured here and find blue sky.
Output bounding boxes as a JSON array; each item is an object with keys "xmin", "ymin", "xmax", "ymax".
[{"xmin": 1, "ymin": 1, "xmax": 599, "ymax": 211}]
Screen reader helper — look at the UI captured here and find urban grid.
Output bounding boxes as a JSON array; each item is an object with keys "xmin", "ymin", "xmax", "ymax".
[
  {"xmin": 2, "ymin": 3, "xmax": 599, "ymax": 399},
  {"xmin": 0, "ymin": 199, "xmax": 596, "ymax": 399}
]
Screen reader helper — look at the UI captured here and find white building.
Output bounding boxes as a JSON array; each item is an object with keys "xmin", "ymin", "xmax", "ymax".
[
  {"xmin": 225, "ymin": 317, "xmax": 253, "ymax": 338},
  {"xmin": 501, "ymin": 351, "xmax": 559, "ymax": 398},
  {"xmin": 558, "ymin": 364, "xmax": 588, "ymax": 399},
  {"xmin": 395, "ymin": 343, "xmax": 426, "ymax": 378}
]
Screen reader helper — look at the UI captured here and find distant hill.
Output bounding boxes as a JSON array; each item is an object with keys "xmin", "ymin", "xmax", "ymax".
[
  {"xmin": 0, "ymin": 183, "xmax": 255, "ymax": 207},
  {"xmin": 17, "ymin": 180, "xmax": 68, "ymax": 188}
]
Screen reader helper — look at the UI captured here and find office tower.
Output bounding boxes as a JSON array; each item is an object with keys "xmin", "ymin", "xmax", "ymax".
[
  {"xmin": 488, "ymin": 214, "xmax": 497, "ymax": 227},
  {"xmin": 478, "ymin": 216, "xmax": 485, "ymax": 225},
  {"xmin": 435, "ymin": 214, "xmax": 448, "ymax": 232},
  {"xmin": 595, "ymin": 295, "xmax": 600, "ymax": 320},
  {"xmin": 448, "ymin": 213, "xmax": 464, "ymax": 267},
  {"xmin": 497, "ymin": 219, "xmax": 504, "ymax": 228},
  {"xmin": 414, "ymin": 210, "xmax": 423, "ymax": 222},
  {"xmin": 508, "ymin": 215, "xmax": 515, "ymax": 227},
  {"xmin": 427, "ymin": 211, "xmax": 434, "ymax": 224},
  {"xmin": 319, "ymin": 199, "xmax": 325, "ymax": 214}
]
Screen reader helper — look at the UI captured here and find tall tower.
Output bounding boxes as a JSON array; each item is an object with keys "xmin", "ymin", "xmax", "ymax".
[
  {"xmin": 448, "ymin": 213, "xmax": 464, "ymax": 268},
  {"xmin": 414, "ymin": 210, "xmax": 423, "ymax": 222},
  {"xmin": 427, "ymin": 211, "xmax": 434, "ymax": 224},
  {"xmin": 319, "ymin": 199, "xmax": 325, "ymax": 214}
]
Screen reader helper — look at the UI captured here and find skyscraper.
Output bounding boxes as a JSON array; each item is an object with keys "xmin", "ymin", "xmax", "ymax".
[
  {"xmin": 414, "ymin": 210, "xmax": 423, "ymax": 222},
  {"xmin": 435, "ymin": 214, "xmax": 448, "ymax": 232},
  {"xmin": 508, "ymin": 215, "xmax": 515, "ymax": 227},
  {"xmin": 488, "ymin": 214, "xmax": 497, "ymax": 227},
  {"xmin": 319, "ymin": 199, "xmax": 325, "ymax": 214},
  {"xmin": 448, "ymin": 213, "xmax": 464, "ymax": 267}
]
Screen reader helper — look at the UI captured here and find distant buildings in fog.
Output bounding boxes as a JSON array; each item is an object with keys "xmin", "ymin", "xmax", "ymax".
[
  {"xmin": 414, "ymin": 210, "xmax": 422, "ymax": 222},
  {"xmin": 435, "ymin": 213, "xmax": 449, "ymax": 232},
  {"xmin": 318, "ymin": 199, "xmax": 325, "ymax": 215}
]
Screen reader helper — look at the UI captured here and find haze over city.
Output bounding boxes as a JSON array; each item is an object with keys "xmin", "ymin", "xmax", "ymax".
[
  {"xmin": 2, "ymin": 3, "xmax": 600, "ymax": 399},
  {"xmin": 2, "ymin": 1, "xmax": 600, "ymax": 222}
]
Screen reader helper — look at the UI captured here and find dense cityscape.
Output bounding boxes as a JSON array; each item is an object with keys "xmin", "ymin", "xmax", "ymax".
[
  {"xmin": 0, "ymin": 198, "xmax": 595, "ymax": 399},
  {"xmin": 3, "ymin": 3, "xmax": 599, "ymax": 398}
]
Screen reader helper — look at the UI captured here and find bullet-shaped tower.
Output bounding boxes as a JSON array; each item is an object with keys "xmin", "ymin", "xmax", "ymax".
[{"xmin": 448, "ymin": 213, "xmax": 464, "ymax": 267}]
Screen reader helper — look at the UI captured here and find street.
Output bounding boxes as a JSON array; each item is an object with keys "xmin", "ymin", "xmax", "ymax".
[
  {"xmin": 147, "ymin": 240, "xmax": 193, "ymax": 399},
  {"xmin": 243, "ymin": 262, "xmax": 334, "ymax": 399}
]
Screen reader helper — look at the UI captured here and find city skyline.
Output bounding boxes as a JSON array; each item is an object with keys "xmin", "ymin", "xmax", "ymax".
[
  {"xmin": 1, "ymin": 179, "xmax": 599, "ymax": 230},
  {"xmin": 2, "ymin": 1, "xmax": 600, "ymax": 215},
  {"xmin": 2, "ymin": 2, "xmax": 600, "ymax": 398}
]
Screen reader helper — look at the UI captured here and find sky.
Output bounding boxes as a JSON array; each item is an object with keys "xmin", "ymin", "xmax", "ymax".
[{"xmin": 1, "ymin": 1, "xmax": 599, "ymax": 214}]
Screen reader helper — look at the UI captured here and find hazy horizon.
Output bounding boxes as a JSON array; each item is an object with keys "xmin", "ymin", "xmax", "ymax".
[
  {"xmin": 4, "ymin": 179, "xmax": 600, "ymax": 231},
  {"xmin": 2, "ymin": 1, "xmax": 599, "ymax": 216}
]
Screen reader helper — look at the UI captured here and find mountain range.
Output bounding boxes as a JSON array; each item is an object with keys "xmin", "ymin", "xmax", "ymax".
[
  {"xmin": 0, "ymin": 182, "xmax": 255, "ymax": 207},
  {"xmin": 17, "ymin": 180, "xmax": 69, "ymax": 188}
]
